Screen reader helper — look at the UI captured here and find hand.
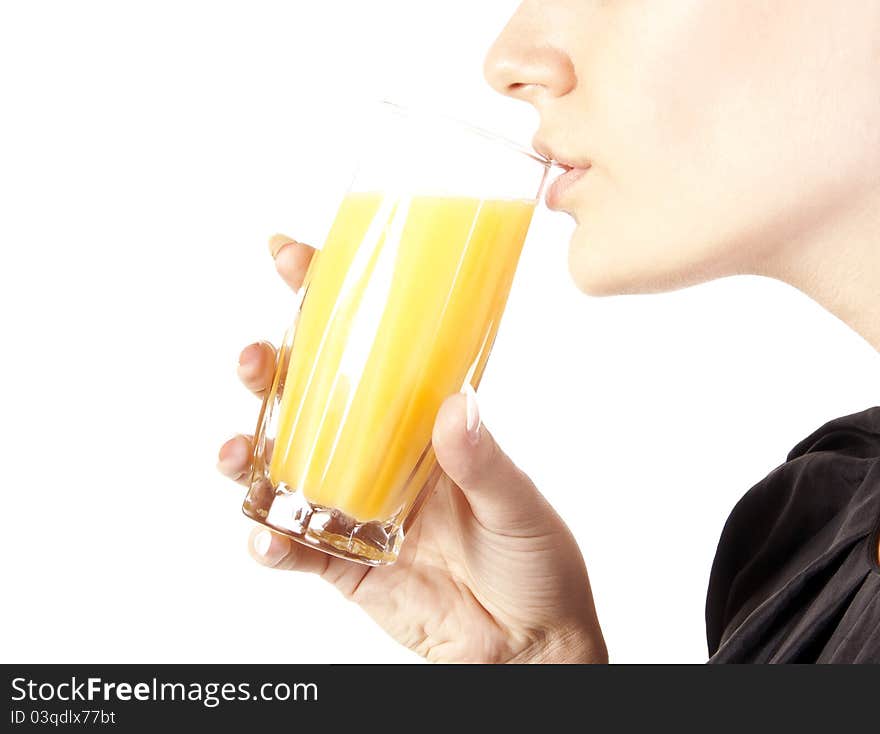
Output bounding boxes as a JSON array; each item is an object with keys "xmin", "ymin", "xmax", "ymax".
[{"xmin": 217, "ymin": 234, "xmax": 607, "ymax": 664}]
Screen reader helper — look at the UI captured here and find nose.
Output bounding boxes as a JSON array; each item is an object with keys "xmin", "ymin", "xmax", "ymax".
[{"xmin": 483, "ymin": 10, "xmax": 576, "ymax": 105}]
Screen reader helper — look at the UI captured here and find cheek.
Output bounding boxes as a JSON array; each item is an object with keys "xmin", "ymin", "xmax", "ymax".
[
  {"xmin": 567, "ymin": 2, "xmax": 877, "ymax": 295},
  {"xmin": 565, "ymin": 196, "xmax": 719, "ymax": 297},
  {"xmin": 564, "ymin": 9, "xmax": 742, "ymax": 293}
]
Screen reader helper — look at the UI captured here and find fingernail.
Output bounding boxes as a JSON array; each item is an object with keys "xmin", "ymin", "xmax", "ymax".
[
  {"xmin": 268, "ymin": 233, "xmax": 296, "ymax": 259},
  {"xmin": 464, "ymin": 385, "xmax": 481, "ymax": 445},
  {"xmin": 217, "ymin": 436, "xmax": 246, "ymax": 476},
  {"xmin": 254, "ymin": 529, "xmax": 272, "ymax": 556},
  {"xmin": 238, "ymin": 342, "xmax": 262, "ymax": 367},
  {"xmin": 252, "ymin": 529, "xmax": 289, "ymax": 566},
  {"xmin": 237, "ymin": 342, "xmax": 263, "ymax": 378}
]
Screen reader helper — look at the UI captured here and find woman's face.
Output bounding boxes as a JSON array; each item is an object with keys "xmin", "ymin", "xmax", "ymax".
[{"xmin": 485, "ymin": 1, "xmax": 880, "ymax": 296}]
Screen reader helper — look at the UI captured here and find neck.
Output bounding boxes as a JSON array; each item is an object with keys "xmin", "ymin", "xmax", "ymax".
[{"xmin": 763, "ymin": 193, "xmax": 880, "ymax": 353}]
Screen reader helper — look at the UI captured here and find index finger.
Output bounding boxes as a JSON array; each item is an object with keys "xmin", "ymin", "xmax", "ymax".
[{"xmin": 269, "ymin": 233, "xmax": 316, "ymax": 292}]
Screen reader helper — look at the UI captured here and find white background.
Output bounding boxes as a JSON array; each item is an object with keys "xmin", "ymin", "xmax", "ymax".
[{"xmin": 2, "ymin": 0, "xmax": 878, "ymax": 664}]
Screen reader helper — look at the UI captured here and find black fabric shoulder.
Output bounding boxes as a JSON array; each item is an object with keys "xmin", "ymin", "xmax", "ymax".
[
  {"xmin": 787, "ymin": 407, "xmax": 880, "ymax": 462},
  {"xmin": 706, "ymin": 407, "xmax": 880, "ymax": 663}
]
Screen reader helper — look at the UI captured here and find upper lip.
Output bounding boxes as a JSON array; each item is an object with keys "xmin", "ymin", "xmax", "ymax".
[{"xmin": 532, "ymin": 137, "xmax": 591, "ymax": 171}]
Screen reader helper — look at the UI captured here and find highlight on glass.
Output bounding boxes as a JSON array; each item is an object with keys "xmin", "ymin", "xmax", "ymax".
[{"xmin": 243, "ymin": 100, "xmax": 553, "ymax": 565}]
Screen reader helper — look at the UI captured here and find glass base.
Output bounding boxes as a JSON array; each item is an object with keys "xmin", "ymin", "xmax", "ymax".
[{"xmin": 242, "ymin": 477, "xmax": 403, "ymax": 566}]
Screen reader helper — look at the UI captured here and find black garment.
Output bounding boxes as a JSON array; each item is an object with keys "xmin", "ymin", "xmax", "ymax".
[{"xmin": 706, "ymin": 407, "xmax": 880, "ymax": 663}]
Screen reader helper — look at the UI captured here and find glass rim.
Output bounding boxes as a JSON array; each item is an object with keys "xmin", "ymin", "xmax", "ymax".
[{"xmin": 375, "ymin": 98, "xmax": 556, "ymax": 170}]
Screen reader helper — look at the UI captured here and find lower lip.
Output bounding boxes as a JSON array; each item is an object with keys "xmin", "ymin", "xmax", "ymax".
[{"xmin": 545, "ymin": 167, "xmax": 589, "ymax": 210}]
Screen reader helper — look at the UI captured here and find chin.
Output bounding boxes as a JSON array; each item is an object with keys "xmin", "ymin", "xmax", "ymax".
[
  {"xmin": 566, "ymin": 232, "xmax": 648, "ymax": 296},
  {"xmin": 566, "ymin": 229, "xmax": 708, "ymax": 297}
]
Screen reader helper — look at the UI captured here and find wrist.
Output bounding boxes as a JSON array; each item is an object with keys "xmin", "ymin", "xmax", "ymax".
[{"xmin": 509, "ymin": 622, "xmax": 608, "ymax": 664}]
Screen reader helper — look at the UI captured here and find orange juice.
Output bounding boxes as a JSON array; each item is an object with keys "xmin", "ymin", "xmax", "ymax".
[{"xmin": 267, "ymin": 192, "xmax": 534, "ymax": 523}]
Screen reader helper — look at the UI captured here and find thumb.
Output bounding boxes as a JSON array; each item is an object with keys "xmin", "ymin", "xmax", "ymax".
[{"xmin": 431, "ymin": 388, "xmax": 552, "ymax": 534}]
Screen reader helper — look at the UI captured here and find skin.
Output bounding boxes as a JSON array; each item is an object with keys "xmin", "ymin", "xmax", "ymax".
[
  {"xmin": 219, "ymin": 1, "xmax": 880, "ymax": 661},
  {"xmin": 219, "ymin": 236, "xmax": 605, "ymax": 664}
]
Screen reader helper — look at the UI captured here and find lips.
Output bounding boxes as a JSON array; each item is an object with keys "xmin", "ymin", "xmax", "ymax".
[
  {"xmin": 532, "ymin": 138, "xmax": 591, "ymax": 211},
  {"xmin": 545, "ymin": 166, "xmax": 589, "ymax": 211}
]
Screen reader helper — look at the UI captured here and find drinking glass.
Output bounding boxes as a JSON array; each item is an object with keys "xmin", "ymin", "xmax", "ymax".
[{"xmin": 243, "ymin": 100, "xmax": 552, "ymax": 565}]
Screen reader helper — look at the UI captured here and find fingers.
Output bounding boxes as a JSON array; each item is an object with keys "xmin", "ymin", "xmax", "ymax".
[
  {"xmin": 246, "ymin": 526, "xmax": 373, "ymax": 600},
  {"xmin": 237, "ymin": 232, "xmax": 316, "ymax": 398},
  {"xmin": 217, "ymin": 434, "xmax": 253, "ymax": 485},
  {"xmin": 237, "ymin": 341, "xmax": 276, "ymax": 398},
  {"xmin": 268, "ymin": 234, "xmax": 316, "ymax": 293},
  {"xmin": 432, "ymin": 391, "xmax": 552, "ymax": 535},
  {"xmin": 233, "ymin": 234, "xmax": 338, "ymax": 580},
  {"xmin": 248, "ymin": 526, "xmax": 330, "ymax": 575}
]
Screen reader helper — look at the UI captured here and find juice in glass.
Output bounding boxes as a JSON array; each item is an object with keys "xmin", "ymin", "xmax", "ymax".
[
  {"xmin": 268, "ymin": 193, "xmax": 534, "ymax": 524},
  {"xmin": 242, "ymin": 101, "xmax": 551, "ymax": 565}
]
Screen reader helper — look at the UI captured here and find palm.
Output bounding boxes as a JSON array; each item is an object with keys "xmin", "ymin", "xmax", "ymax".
[{"xmin": 314, "ymin": 474, "xmax": 591, "ymax": 663}]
